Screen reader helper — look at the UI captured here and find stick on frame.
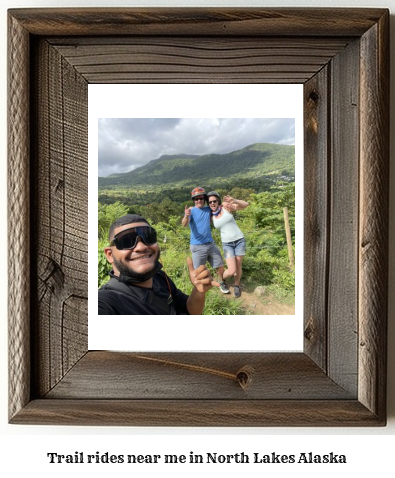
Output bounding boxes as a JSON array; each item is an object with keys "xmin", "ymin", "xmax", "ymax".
[{"xmin": 283, "ymin": 207, "xmax": 294, "ymax": 268}]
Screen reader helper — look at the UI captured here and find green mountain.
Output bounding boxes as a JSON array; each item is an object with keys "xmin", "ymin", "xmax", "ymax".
[{"xmin": 98, "ymin": 143, "xmax": 295, "ymax": 191}]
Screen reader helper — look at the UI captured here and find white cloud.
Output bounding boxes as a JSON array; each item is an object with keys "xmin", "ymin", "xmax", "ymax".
[{"xmin": 98, "ymin": 118, "xmax": 295, "ymax": 177}]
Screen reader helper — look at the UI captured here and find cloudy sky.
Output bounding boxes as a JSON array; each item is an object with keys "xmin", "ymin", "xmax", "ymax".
[{"xmin": 98, "ymin": 118, "xmax": 295, "ymax": 178}]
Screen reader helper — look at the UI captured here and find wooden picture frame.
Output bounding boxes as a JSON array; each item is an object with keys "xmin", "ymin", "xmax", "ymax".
[{"xmin": 8, "ymin": 8, "xmax": 389, "ymax": 426}]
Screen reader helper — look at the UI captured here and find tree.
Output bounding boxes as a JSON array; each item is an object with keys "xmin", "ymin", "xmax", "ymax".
[{"xmin": 98, "ymin": 201, "xmax": 129, "ymax": 239}]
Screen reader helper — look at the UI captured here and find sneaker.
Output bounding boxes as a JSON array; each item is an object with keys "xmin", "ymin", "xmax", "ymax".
[
  {"xmin": 219, "ymin": 281, "xmax": 230, "ymax": 294},
  {"xmin": 234, "ymin": 285, "xmax": 241, "ymax": 298}
]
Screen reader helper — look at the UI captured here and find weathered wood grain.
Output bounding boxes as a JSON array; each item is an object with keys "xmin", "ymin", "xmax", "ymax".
[
  {"xmin": 7, "ymin": 7, "xmax": 389, "ymax": 426},
  {"xmin": 7, "ymin": 7, "xmax": 388, "ymax": 37},
  {"xmin": 327, "ymin": 39, "xmax": 360, "ymax": 395},
  {"xmin": 46, "ymin": 352, "xmax": 354, "ymax": 400},
  {"xmin": 49, "ymin": 37, "xmax": 350, "ymax": 84},
  {"xmin": 11, "ymin": 399, "xmax": 383, "ymax": 427},
  {"xmin": 30, "ymin": 39, "xmax": 88, "ymax": 397},
  {"xmin": 8, "ymin": 12, "xmax": 31, "ymax": 421},
  {"xmin": 359, "ymin": 13, "xmax": 389, "ymax": 418},
  {"xmin": 303, "ymin": 67, "xmax": 330, "ymax": 371}
]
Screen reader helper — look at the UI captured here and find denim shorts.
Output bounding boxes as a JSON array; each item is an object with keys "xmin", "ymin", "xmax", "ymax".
[
  {"xmin": 222, "ymin": 237, "xmax": 246, "ymax": 258},
  {"xmin": 190, "ymin": 242, "xmax": 224, "ymax": 269}
]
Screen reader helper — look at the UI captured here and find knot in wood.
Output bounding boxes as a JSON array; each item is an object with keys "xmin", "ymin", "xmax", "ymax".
[
  {"xmin": 308, "ymin": 91, "xmax": 319, "ymax": 103},
  {"xmin": 304, "ymin": 322, "xmax": 314, "ymax": 341},
  {"xmin": 236, "ymin": 365, "xmax": 255, "ymax": 390}
]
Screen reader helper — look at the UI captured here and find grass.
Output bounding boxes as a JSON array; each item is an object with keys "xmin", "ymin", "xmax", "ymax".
[
  {"xmin": 202, "ymin": 288, "xmax": 249, "ymax": 315},
  {"xmin": 259, "ymin": 283, "xmax": 295, "ymax": 305}
]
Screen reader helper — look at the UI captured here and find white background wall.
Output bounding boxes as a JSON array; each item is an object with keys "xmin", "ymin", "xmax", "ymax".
[{"xmin": 1, "ymin": 0, "xmax": 394, "ymax": 476}]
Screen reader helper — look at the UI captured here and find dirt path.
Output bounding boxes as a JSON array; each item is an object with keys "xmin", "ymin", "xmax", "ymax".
[{"xmin": 226, "ymin": 284, "xmax": 295, "ymax": 315}]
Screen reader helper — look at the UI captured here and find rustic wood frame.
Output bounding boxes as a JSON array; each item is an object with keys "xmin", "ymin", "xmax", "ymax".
[{"xmin": 8, "ymin": 8, "xmax": 389, "ymax": 426}]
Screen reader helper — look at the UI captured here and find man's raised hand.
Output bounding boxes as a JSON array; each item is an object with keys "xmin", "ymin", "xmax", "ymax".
[{"xmin": 186, "ymin": 257, "xmax": 220, "ymax": 293}]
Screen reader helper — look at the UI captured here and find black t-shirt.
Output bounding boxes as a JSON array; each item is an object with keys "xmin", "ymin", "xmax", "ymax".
[{"xmin": 98, "ymin": 271, "xmax": 190, "ymax": 315}]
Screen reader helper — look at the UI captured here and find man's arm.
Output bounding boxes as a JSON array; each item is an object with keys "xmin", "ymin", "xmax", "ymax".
[
  {"xmin": 185, "ymin": 257, "xmax": 219, "ymax": 314},
  {"xmin": 186, "ymin": 288, "xmax": 206, "ymax": 315},
  {"xmin": 182, "ymin": 205, "xmax": 191, "ymax": 227}
]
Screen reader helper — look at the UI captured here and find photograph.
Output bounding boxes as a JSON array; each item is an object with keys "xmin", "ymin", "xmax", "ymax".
[
  {"xmin": 88, "ymin": 84, "xmax": 303, "ymax": 352},
  {"xmin": 6, "ymin": 7, "xmax": 390, "ymax": 439},
  {"xmin": 97, "ymin": 118, "xmax": 296, "ymax": 317}
]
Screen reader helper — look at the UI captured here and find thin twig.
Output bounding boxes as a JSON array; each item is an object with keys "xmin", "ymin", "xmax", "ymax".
[
  {"xmin": 134, "ymin": 355, "xmax": 254, "ymax": 390},
  {"xmin": 135, "ymin": 354, "xmax": 236, "ymax": 381}
]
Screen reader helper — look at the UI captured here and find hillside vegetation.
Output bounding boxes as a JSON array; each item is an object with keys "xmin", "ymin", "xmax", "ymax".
[
  {"xmin": 98, "ymin": 142, "xmax": 296, "ymax": 315},
  {"xmin": 99, "ymin": 142, "xmax": 294, "ymax": 189}
]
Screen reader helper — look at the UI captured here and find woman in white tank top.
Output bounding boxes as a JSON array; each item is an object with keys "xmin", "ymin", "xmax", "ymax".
[{"xmin": 208, "ymin": 191, "xmax": 249, "ymax": 298}]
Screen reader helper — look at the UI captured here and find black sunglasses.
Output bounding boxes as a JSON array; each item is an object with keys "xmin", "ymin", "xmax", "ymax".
[
  {"xmin": 209, "ymin": 200, "xmax": 218, "ymax": 204},
  {"xmin": 110, "ymin": 226, "xmax": 157, "ymax": 250},
  {"xmin": 193, "ymin": 196, "xmax": 205, "ymax": 201}
]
